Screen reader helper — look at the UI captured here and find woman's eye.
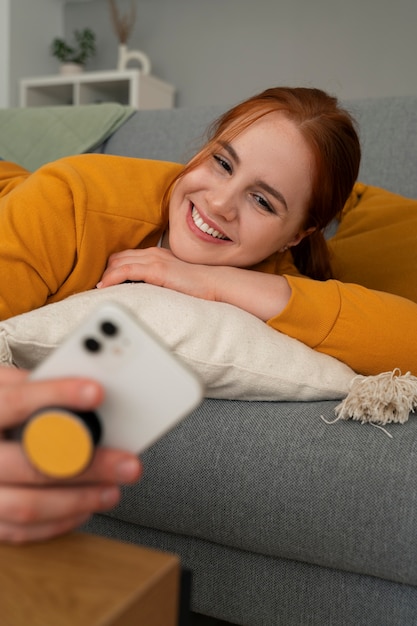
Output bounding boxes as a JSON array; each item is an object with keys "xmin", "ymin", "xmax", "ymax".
[
  {"xmin": 253, "ymin": 194, "xmax": 274, "ymax": 213},
  {"xmin": 213, "ymin": 155, "xmax": 232, "ymax": 174}
]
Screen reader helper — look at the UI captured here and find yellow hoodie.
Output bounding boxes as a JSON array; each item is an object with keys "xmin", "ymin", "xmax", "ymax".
[{"xmin": 1, "ymin": 154, "xmax": 416, "ymax": 376}]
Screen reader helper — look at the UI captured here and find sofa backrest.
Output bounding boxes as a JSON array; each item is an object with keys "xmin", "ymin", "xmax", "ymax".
[
  {"xmin": 347, "ymin": 95, "xmax": 417, "ymax": 199},
  {"xmin": 102, "ymin": 95, "xmax": 417, "ymax": 199},
  {"xmin": 102, "ymin": 105, "xmax": 224, "ymax": 164}
]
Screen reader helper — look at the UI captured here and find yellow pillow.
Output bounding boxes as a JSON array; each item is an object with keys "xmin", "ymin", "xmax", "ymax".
[{"xmin": 328, "ymin": 182, "xmax": 417, "ymax": 303}]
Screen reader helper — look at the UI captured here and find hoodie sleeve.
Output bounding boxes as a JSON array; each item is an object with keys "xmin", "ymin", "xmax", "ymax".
[
  {"xmin": 267, "ymin": 274, "xmax": 417, "ymax": 376},
  {"xmin": 0, "ymin": 161, "xmax": 31, "ymax": 197}
]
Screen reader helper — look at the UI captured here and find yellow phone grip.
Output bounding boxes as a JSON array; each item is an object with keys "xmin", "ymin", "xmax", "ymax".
[{"xmin": 22, "ymin": 409, "xmax": 101, "ymax": 478}]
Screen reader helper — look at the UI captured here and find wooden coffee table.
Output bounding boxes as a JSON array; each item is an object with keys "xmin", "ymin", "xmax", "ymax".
[{"xmin": 0, "ymin": 532, "xmax": 180, "ymax": 626}]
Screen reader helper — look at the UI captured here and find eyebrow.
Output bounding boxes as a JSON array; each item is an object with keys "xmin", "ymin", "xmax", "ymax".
[{"xmin": 219, "ymin": 141, "xmax": 288, "ymax": 212}]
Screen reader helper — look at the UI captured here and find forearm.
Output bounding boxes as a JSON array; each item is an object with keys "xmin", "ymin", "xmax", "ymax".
[
  {"xmin": 99, "ymin": 249, "xmax": 292, "ymax": 321},
  {"xmin": 211, "ymin": 266, "xmax": 292, "ymax": 321}
]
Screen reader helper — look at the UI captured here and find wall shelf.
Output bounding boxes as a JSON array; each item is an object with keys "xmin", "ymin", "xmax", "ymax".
[{"xmin": 20, "ymin": 69, "xmax": 175, "ymax": 109}]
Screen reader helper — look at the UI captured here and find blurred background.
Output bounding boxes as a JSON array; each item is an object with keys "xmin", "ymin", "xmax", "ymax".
[{"xmin": 1, "ymin": 0, "xmax": 417, "ymax": 108}]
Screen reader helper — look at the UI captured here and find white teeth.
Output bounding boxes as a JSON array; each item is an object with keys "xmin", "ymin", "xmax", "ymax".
[{"xmin": 191, "ymin": 207, "xmax": 228, "ymax": 240}]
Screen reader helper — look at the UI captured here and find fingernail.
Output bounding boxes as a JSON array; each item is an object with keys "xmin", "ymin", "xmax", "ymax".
[
  {"xmin": 79, "ymin": 382, "xmax": 100, "ymax": 406},
  {"xmin": 100, "ymin": 487, "xmax": 120, "ymax": 508},
  {"xmin": 116, "ymin": 458, "xmax": 141, "ymax": 482},
  {"xmin": 96, "ymin": 282, "xmax": 103, "ymax": 289}
]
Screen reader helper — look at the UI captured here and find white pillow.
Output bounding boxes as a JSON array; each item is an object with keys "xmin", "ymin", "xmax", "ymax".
[{"xmin": 0, "ymin": 284, "xmax": 355, "ymax": 401}]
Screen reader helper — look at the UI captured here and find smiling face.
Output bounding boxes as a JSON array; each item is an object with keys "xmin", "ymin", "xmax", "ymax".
[{"xmin": 167, "ymin": 111, "xmax": 315, "ymax": 267}]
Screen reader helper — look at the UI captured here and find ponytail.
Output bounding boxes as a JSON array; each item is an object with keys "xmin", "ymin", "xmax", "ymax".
[{"xmin": 291, "ymin": 229, "xmax": 333, "ymax": 281}]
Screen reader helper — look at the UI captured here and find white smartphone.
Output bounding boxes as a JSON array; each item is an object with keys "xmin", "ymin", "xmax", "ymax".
[{"xmin": 28, "ymin": 301, "xmax": 203, "ymax": 456}]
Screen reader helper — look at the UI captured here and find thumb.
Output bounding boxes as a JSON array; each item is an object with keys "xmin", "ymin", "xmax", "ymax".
[{"xmin": 0, "ymin": 375, "xmax": 104, "ymax": 431}]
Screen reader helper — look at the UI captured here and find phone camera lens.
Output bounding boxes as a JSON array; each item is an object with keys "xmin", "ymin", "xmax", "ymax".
[
  {"xmin": 84, "ymin": 337, "xmax": 101, "ymax": 352},
  {"xmin": 101, "ymin": 321, "xmax": 118, "ymax": 337}
]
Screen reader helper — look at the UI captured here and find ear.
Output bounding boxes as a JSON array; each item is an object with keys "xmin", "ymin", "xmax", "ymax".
[{"xmin": 287, "ymin": 226, "xmax": 316, "ymax": 248}]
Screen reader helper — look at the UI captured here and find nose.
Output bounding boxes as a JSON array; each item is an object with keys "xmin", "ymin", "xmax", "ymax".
[{"xmin": 206, "ymin": 183, "xmax": 238, "ymax": 222}]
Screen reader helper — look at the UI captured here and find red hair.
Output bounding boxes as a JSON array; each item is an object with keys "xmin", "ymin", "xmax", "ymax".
[{"xmin": 164, "ymin": 87, "xmax": 361, "ymax": 280}]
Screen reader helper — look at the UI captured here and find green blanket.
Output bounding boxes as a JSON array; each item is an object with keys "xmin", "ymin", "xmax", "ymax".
[{"xmin": 0, "ymin": 103, "xmax": 135, "ymax": 171}]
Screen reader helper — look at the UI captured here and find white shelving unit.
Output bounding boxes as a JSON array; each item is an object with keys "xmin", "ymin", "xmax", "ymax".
[{"xmin": 20, "ymin": 69, "xmax": 175, "ymax": 109}]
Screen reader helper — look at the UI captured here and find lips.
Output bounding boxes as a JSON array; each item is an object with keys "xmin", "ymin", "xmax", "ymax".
[{"xmin": 191, "ymin": 206, "xmax": 229, "ymax": 240}]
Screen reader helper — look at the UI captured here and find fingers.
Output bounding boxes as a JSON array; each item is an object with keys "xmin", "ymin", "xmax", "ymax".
[
  {"xmin": 83, "ymin": 447, "xmax": 143, "ymax": 485},
  {"xmin": 0, "ymin": 440, "xmax": 142, "ymax": 486},
  {"xmin": 0, "ymin": 513, "xmax": 92, "ymax": 545},
  {"xmin": 0, "ymin": 368, "xmax": 143, "ymax": 545},
  {"xmin": 97, "ymin": 247, "xmax": 173, "ymax": 288},
  {"xmin": 0, "ymin": 368, "xmax": 28, "ymax": 385},
  {"xmin": 0, "ymin": 439, "xmax": 142, "ymax": 545},
  {"xmin": 97, "ymin": 264, "xmax": 141, "ymax": 288},
  {"xmin": 0, "ymin": 483, "xmax": 120, "ymax": 545},
  {"xmin": 0, "ymin": 483, "xmax": 121, "ymax": 525},
  {"xmin": 0, "ymin": 373, "xmax": 104, "ymax": 430},
  {"xmin": 98, "ymin": 258, "xmax": 148, "ymax": 288}
]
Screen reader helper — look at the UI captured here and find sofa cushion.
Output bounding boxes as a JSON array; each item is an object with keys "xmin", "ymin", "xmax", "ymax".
[
  {"xmin": 328, "ymin": 183, "xmax": 417, "ymax": 302},
  {"xmin": 0, "ymin": 283, "xmax": 355, "ymax": 401},
  {"xmin": 101, "ymin": 395, "xmax": 417, "ymax": 590}
]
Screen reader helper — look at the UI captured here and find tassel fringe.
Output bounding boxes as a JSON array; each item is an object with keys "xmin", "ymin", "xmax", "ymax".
[{"xmin": 332, "ymin": 368, "xmax": 417, "ymax": 426}]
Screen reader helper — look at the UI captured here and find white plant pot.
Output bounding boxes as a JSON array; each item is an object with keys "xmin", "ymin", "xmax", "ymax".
[{"xmin": 59, "ymin": 63, "xmax": 84, "ymax": 76}]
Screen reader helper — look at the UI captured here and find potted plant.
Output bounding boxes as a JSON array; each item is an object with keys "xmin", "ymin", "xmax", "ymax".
[{"xmin": 50, "ymin": 28, "xmax": 96, "ymax": 74}]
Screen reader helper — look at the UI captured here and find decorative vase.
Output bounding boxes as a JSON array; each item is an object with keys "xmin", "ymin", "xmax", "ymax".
[
  {"xmin": 59, "ymin": 63, "xmax": 84, "ymax": 76},
  {"xmin": 117, "ymin": 44, "xmax": 151, "ymax": 74}
]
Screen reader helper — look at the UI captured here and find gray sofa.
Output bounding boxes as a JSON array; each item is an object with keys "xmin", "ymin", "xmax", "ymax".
[{"xmin": 79, "ymin": 95, "xmax": 417, "ymax": 626}]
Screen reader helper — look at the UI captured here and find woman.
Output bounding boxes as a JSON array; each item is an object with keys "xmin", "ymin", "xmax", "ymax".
[
  {"xmin": 0, "ymin": 86, "xmax": 416, "ymax": 376},
  {"xmin": 0, "ymin": 86, "xmax": 416, "ymax": 544}
]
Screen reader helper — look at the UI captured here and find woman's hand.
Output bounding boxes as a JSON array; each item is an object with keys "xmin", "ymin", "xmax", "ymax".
[
  {"xmin": 0, "ymin": 367, "xmax": 142, "ymax": 544},
  {"xmin": 97, "ymin": 247, "xmax": 219, "ymax": 301},
  {"xmin": 97, "ymin": 247, "xmax": 292, "ymax": 321}
]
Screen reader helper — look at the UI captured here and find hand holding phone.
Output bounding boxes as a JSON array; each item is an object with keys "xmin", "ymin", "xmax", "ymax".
[{"xmin": 22, "ymin": 302, "xmax": 203, "ymax": 478}]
